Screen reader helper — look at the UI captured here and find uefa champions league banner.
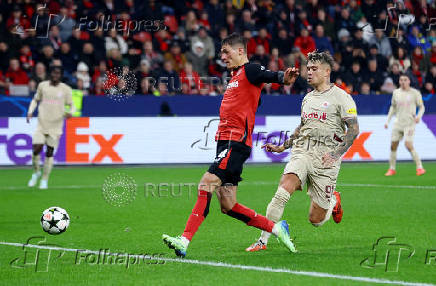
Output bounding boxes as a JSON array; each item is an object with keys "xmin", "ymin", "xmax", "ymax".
[{"xmin": 1, "ymin": 116, "xmax": 436, "ymax": 165}]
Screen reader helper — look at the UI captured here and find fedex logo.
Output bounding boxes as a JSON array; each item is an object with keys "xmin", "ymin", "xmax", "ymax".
[
  {"xmin": 0, "ymin": 117, "xmax": 123, "ymax": 165},
  {"xmin": 66, "ymin": 118, "xmax": 123, "ymax": 163}
]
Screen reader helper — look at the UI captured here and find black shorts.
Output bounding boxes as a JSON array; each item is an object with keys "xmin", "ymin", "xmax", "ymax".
[{"xmin": 208, "ymin": 140, "xmax": 251, "ymax": 186}]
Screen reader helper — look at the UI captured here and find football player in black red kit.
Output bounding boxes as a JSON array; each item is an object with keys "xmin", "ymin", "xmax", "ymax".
[{"xmin": 162, "ymin": 33, "xmax": 299, "ymax": 257}]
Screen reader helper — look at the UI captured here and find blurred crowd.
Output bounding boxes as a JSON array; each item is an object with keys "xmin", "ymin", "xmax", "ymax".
[{"xmin": 0, "ymin": 0, "xmax": 435, "ymax": 96}]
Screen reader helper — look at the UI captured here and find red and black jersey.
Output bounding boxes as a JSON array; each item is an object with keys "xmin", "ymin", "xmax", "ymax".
[{"xmin": 216, "ymin": 63, "xmax": 284, "ymax": 147}]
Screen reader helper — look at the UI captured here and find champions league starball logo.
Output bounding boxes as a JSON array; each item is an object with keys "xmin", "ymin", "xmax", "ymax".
[
  {"xmin": 103, "ymin": 67, "xmax": 138, "ymax": 102},
  {"xmin": 102, "ymin": 173, "xmax": 137, "ymax": 207}
]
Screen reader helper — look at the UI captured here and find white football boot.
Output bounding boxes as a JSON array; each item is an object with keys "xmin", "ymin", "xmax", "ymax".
[
  {"xmin": 28, "ymin": 172, "xmax": 41, "ymax": 187},
  {"xmin": 39, "ymin": 179, "xmax": 48, "ymax": 190}
]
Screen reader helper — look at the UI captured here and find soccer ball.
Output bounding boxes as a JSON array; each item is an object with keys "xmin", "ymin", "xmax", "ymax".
[{"xmin": 40, "ymin": 207, "xmax": 70, "ymax": 235}]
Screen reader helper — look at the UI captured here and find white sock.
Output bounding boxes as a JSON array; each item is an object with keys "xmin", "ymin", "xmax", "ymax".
[
  {"xmin": 410, "ymin": 149, "xmax": 423, "ymax": 169},
  {"xmin": 32, "ymin": 154, "xmax": 40, "ymax": 174},
  {"xmin": 271, "ymin": 223, "xmax": 280, "ymax": 236},
  {"xmin": 259, "ymin": 186, "xmax": 290, "ymax": 244},
  {"xmin": 259, "ymin": 232, "xmax": 271, "ymax": 244},
  {"xmin": 42, "ymin": 157, "xmax": 54, "ymax": 180},
  {"xmin": 389, "ymin": 150, "xmax": 397, "ymax": 170},
  {"xmin": 180, "ymin": 236, "xmax": 190, "ymax": 248}
]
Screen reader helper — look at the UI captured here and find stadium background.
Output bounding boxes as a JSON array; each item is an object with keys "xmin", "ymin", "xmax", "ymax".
[
  {"xmin": 1, "ymin": 2, "xmax": 436, "ymax": 286},
  {"xmin": 1, "ymin": 0, "xmax": 436, "ymax": 165}
]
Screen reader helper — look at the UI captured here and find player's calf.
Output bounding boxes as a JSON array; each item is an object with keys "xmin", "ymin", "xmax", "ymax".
[
  {"xmin": 309, "ymin": 213, "xmax": 326, "ymax": 227},
  {"xmin": 308, "ymin": 194, "xmax": 338, "ymax": 227},
  {"xmin": 28, "ymin": 144, "xmax": 44, "ymax": 187},
  {"xmin": 216, "ymin": 184, "xmax": 237, "ymax": 214},
  {"xmin": 40, "ymin": 146, "xmax": 55, "ymax": 189}
]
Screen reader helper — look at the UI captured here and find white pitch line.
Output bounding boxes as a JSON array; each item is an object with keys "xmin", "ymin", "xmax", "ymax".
[
  {"xmin": 246, "ymin": 181, "xmax": 436, "ymax": 190},
  {"xmin": 338, "ymin": 183, "xmax": 436, "ymax": 190},
  {"xmin": 0, "ymin": 241, "xmax": 434, "ymax": 286},
  {"xmin": 3, "ymin": 182, "xmax": 436, "ymax": 190},
  {"xmin": 3, "ymin": 185, "xmax": 101, "ymax": 190}
]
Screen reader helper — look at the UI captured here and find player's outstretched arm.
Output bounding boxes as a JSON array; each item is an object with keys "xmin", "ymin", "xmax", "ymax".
[
  {"xmin": 245, "ymin": 63, "xmax": 299, "ymax": 86},
  {"xmin": 416, "ymin": 104, "xmax": 425, "ymax": 123},
  {"xmin": 385, "ymin": 92, "xmax": 396, "ymax": 128},
  {"xmin": 385, "ymin": 106, "xmax": 395, "ymax": 128},
  {"xmin": 322, "ymin": 117, "xmax": 359, "ymax": 167},
  {"xmin": 65, "ymin": 102, "xmax": 76, "ymax": 119},
  {"xmin": 26, "ymin": 99, "xmax": 38, "ymax": 123},
  {"xmin": 415, "ymin": 92, "xmax": 425, "ymax": 123},
  {"xmin": 282, "ymin": 123, "xmax": 302, "ymax": 150},
  {"xmin": 28, "ymin": 83, "xmax": 43, "ymax": 123},
  {"xmin": 64, "ymin": 86, "xmax": 75, "ymax": 119},
  {"xmin": 262, "ymin": 123, "xmax": 302, "ymax": 153}
]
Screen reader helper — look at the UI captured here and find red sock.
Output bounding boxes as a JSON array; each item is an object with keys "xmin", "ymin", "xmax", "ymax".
[
  {"xmin": 182, "ymin": 190, "xmax": 212, "ymax": 241},
  {"xmin": 227, "ymin": 203, "xmax": 274, "ymax": 232}
]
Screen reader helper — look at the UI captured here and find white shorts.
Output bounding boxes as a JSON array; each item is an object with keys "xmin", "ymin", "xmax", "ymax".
[
  {"xmin": 32, "ymin": 129, "xmax": 61, "ymax": 148},
  {"xmin": 284, "ymin": 151, "xmax": 340, "ymax": 209},
  {"xmin": 391, "ymin": 125, "xmax": 415, "ymax": 143}
]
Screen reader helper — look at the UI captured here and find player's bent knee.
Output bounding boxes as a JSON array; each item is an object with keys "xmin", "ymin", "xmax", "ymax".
[
  {"xmin": 279, "ymin": 174, "xmax": 301, "ymax": 194},
  {"xmin": 308, "ymin": 214, "xmax": 323, "ymax": 226},
  {"xmin": 405, "ymin": 142, "xmax": 414, "ymax": 151},
  {"xmin": 33, "ymin": 144, "xmax": 43, "ymax": 155},
  {"xmin": 46, "ymin": 146, "xmax": 55, "ymax": 157},
  {"xmin": 279, "ymin": 181, "xmax": 299, "ymax": 195},
  {"xmin": 309, "ymin": 216, "xmax": 325, "ymax": 227},
  {"xmin": 220, "ymin": 200, "xmax": 236, "ymax": 214},
  {"xmin": 278, "ymin": 184, "xmax": 292, "ymax": 194},
  {"xmin": 311, "ymin": 221, "xmax": 325, "ymax": 227}
]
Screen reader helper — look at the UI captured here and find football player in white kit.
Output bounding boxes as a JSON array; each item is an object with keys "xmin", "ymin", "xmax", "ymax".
[
  {"xmin": 27, "ymin": 65, "xmax": 74, "ymax": 189},
  {"xmin": 384, "ymin": 74, "xmax": 425, "ymax": 176},
  {"xmin": 246, "ymin": 51, "xmax": 360, "ymax": 252}
]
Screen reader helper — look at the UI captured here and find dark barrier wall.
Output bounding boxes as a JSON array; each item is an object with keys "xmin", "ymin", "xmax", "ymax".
[{"xmin": 1, "ymin": 94, "xmax": 435, "ymax": 117}]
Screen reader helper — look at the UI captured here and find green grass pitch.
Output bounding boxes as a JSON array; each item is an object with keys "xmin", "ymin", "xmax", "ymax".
[{"xmin": 0, "ymin": 162, "xmax": 435, "ymax": 285}]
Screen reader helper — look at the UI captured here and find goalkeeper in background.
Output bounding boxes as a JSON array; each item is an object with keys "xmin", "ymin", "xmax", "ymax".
[
  {"xmin": 384, "ymin": 74, "xmax": 426, "ymax": 176},
  {"xmin": 26, "ymin": 65, "xmax": 74, "ymax": 189}
]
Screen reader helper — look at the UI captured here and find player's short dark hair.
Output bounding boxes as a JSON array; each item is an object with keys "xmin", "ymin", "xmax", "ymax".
[
  {"xmin": 49, "ymin": 64, "xmax": 62, "ymax": 73},
  {"xmin": 221, "ymin": 33, "xmax": 247, "ymax": 52},
  {"xmin": 399, "ymin": 73, "xmax": 410, "ymax": 79},
  {"xmin": 307, "ymin": 50, "xmax": 335, "ymax": 69}
]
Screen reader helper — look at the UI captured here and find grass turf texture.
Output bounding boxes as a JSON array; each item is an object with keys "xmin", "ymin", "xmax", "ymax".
[{"xmin": 0, "ymin": 162, "xmax": 435, "ymax": 286}]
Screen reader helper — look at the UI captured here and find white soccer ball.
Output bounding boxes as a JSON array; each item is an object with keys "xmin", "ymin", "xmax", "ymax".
[{"xmin": 40, "ymin": 207, "xmax": 70, "ymax": 235}]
